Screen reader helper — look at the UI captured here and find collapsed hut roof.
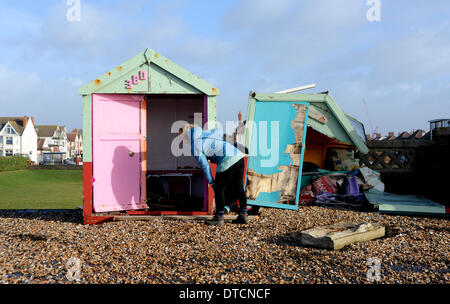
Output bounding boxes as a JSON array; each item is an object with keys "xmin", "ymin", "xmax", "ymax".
[{"xmin": 247, "ymin": 92, "xmax": 369, "ymax": 154}]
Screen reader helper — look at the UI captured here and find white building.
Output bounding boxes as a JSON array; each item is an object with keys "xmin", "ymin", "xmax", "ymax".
[
  {"xmin": 35, "ymin": 125, "xmax": 69, "ymax": 159},
  {"xmin": 0, "ymin": 116, "xmax": 38, "ymax": 163},
  {"xmin": 67, "ymin": 128, "xmax": 83, "ymax": 158}
]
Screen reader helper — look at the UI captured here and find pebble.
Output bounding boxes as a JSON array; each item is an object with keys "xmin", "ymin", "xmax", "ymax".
[{"xmin": 0, "ymin": 208, "xmax": 448, "ymax": 284}]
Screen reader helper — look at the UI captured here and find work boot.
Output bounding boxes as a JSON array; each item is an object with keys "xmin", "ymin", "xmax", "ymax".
[
  {"xmin": 206, "ymin": 215, "xmax": 224, "ymax": 226},
  {"xmin": 223, "ymin": 205, "xmax": 231, "ymax": 214},
  {"xmin": 232, "ymin": 213, "xmax": 248, "ymax": 224}
]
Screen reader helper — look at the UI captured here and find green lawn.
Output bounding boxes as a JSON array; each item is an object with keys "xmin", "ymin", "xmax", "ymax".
[{"xmin": 0, "ymin": 169, "xmax": 82, "ymax": 209}]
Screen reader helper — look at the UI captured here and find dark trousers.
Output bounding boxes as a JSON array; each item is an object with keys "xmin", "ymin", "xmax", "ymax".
[{"xmin": 214, "ymin": 158, "xmax": 247, "ymax": 215}]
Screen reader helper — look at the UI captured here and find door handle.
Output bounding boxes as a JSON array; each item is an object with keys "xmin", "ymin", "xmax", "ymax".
[{"xmin": 129, "ymin": 151, "xmax": 135, "ymax": 157}]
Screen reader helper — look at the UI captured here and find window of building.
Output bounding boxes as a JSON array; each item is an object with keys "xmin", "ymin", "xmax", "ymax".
[
  {"xmin": 5, "ymin": 126, "xmax": 16, "ymax": 135},
  {"xmin": 6, "ymin": 137, "xmax": 13, "ymax": 145}
]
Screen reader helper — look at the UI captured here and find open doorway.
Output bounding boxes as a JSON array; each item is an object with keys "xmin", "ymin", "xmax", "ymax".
[{"xmin": 145, "ymin": 94, "xmax": 206, "ymax": 212}]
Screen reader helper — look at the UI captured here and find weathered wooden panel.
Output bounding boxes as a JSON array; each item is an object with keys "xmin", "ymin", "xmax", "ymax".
[
  {"xmin": 307, "ymin": 103, "xmax": 354, "ymax": 147},
  {"xmin": 245, "ymin": 102, "xmax": 309, "ymax": 209},
  {"xmin": 300, "ymin": 222, "xmax": 385, "ymax": 250},
  {"xmin": 79, "ymin": 47, "xmax": 219, "ymax": 96},
  {"xmin": 149, "ymin": 63, "xmax": 201, "ymax": 94},
  {"xmin": 249, "ymin": 92, "xmax": 369, "ymax": 154},
  {"xmin": 81, "ymin": 94, "xmax": 92, "ymax": 162},
  {"xmin": 79, "ymin": 52, "xmax": 149, "ymax": 95},
  {"xmin": 365, "ymin": 189, "xmax": 446, "ymax": 215},
  {"xmin": 207, "ymin": 95, "xmax": 217, "ymax": 130},
  {"xmin": 144, "ymin": 48, "xmax": 219, "ymax": 96}
]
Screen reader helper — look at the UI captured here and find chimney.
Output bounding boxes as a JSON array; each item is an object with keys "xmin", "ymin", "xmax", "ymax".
[
  {"xmin": 238, "ymin": 112, "xmax": 242, "ymax": 123},
  {"xmin": 31, "ymin": 117, "xmax": 35, "ymax": 127},
  {"xmin": 376, "ymin": 133, "xmax": 381, "ymax": 138},
  {"xmin": 23, "ymin": 116, "xmax": 28, "ymax": 128}
]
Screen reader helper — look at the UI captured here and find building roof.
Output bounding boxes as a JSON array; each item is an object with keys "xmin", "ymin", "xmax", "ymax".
[
  {"xmin": 37, "ymin": 138, "xmax": 46, "ymax": 150},
  {"xmin": 67, "ymin": 133, "xmax": 77, "ymax": 142},
  {"xmin": 396, "ymin": 131, "xmax": 411, "ymax": 140},
  {"xmin": 35, "ymin": 125, "xmax": 58, "ymax": 137},
  {"xmin": 421, "ymin": 131, "xmax": 431, "ymax": 140},
  {"xmin": 429, "ymin": 119, "xmax": 450, "ymax": 123},
  {"xmin": 0, "ymin": 117, "xmax": 26, "ymax": 135},
  {"xmin": 409, "ymin": 129, "xmax": 426, "ymax": 139}
]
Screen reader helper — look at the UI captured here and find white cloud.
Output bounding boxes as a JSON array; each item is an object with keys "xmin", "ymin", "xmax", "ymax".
[
  {"xmin": 221, "ymin": 0, "xmax": 367, "ymax": 73},
  {"xmin": 0, "ymin": 64, "xmax": 82, "ymax": 130},
  {"xmin": 365, "ymin": 24, "xmax": 450, "ymax": 86},
  {"xmin": 4, "ymin": 1, "xmax": 187, "ymax": 68}
]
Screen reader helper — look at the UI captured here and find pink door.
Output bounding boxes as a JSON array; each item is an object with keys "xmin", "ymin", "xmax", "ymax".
[{"xmin": 92, "ymin": 94, "xmax": 147, "ymax": 212}]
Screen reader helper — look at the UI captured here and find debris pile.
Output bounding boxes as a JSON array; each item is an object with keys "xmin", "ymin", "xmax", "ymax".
[
  {"xmin": 298, "ymin": 161, "xmax": 447, "ymax": 216},
  {"xmin": 299, "ymin": 166, "xmax": 383, "ymax": 211}
]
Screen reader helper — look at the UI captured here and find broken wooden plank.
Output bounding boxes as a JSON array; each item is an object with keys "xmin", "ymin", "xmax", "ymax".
[
  {"xmin": 308, "ymin": 107, "xmax": 328, "ymax": 124},
  {"xmin": 299, "ymin": 222, "xmax": 385, "ymax": 250}
]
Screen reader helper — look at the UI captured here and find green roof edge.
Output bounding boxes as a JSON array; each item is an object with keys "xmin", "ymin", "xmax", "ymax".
[
  {"xmin": 250, "ymin": 92, "xmax": 369, "ymax": 154},
  {"xmin": 78, "ymin": 48, "xmax": 219, "ymax": 96}
]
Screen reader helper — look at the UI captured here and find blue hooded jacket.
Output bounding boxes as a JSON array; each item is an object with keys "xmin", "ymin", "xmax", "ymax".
[{"xmin": 186, "ymin": 127, "xmax": 244, "ymax": 185}]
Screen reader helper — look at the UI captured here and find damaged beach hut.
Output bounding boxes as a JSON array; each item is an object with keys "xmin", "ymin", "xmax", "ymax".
[{"xmin": 243, "ymin": 91, "xmax": 369, "ymax": 210}]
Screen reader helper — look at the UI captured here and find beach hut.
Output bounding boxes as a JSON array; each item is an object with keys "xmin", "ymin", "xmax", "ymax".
[{"xmin": 79, "ymin": 48, "xmax": 218, "ymax": 224}]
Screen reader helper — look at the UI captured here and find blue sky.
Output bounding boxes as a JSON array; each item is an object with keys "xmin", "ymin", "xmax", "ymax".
[{"xmin": 1, "ymin": 0, "xmax": 449, "ymax": 135}]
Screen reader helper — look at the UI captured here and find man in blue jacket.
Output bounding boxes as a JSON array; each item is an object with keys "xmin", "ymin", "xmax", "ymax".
[{"xmin": 181, "ymin": 124, "xmax": 248, "ymax": 226}]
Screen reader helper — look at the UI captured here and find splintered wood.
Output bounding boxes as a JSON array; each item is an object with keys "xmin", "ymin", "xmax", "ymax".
[
  {"xmin": 246, "ymin": 166, "xmax": 299, "ymax": 202},
  {"xmin": 308, "ymin": 107, "xmax": 328, "ymax": 124},
  {"xmin": 290, "ymin": 104, "xmax": 307, "ymax": 145},
  {"xmin": 246, "ymin": 104, "xmax": 307, "ymax": 203}
]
